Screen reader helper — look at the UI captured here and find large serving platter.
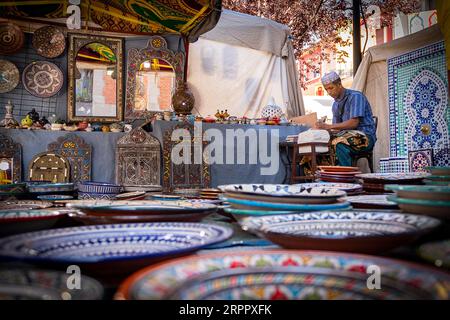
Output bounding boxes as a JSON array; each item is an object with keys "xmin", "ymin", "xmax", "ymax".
[
  {"xmin": 0, "ymin": 223, "xmax": 233, "ymax": 275},
  {"xmin": 384, "ymin": 185, "xmax": 450, "ymax": 201},
  {"xmin": 387, "ymin": 195, "xmax": 450, "ymax": 219},
  {"xmin": 239, "ymin": 211, "xmax": 440, "ymax": 253},
  {"xmin": 0, "ymin": 268, "xmax": 103, "ymax": 300},
  {"xmin": 345, "ymin": 195, "xmax": 399, "ymax": 209},
  {"xmin": 0, "ymin": 209, "xmax": 67, "ymax": 236},
  {"xmin": 223, "ymin": 191, "xmax": 339, "ymax": 205},
  {"xmin": 217, "ymin": 184, "xmax": 346, "ymax": 199},
  {"xmin": 27, "ymin": 183, "xmax": 74, "ymax": 194},
  {"xmin": 224, "ymin": 197, "xmax": 351, "ymax": 211},
  {"xmin": 115, "ymin": 250, "xmax": 450, "ymax": 300},
  {"xmin": 295, "ymin": 182, "xmax": 363, "ymax": 194},
  {"xmin": 355, "ymin": 172, "xmax": 430, "ymax": 183}
]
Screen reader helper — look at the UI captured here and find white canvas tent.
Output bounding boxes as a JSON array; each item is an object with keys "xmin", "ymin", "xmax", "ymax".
[
  {"xmin": 187, "ymin": 10, "xmax": 304, "ymax": 119},
  {"xmin": 352, "ymin": 24, "xmax": 444, "ymax": 171}
]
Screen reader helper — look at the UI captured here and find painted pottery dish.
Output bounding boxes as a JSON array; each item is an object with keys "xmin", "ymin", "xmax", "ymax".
[
  {"xmin": 387, "ymin": 195, "xmax": 450, "ymax": 219},
  {"xmin": 224, "ymin": 196, "xmax": 351, "ymax": 211},
  {"xmin": 68, "ymin": 211, "xmax": 211, "ymax": 225},
  {"xmin": 68, "ymin": 200, "xmax": 217, "ymax": 216},
  {"xmin": 424, "ymin": 179, "xmax": 450, "ymax": 186},
  {"xmin": 427, "ymin": 167, "xmax": 450, "ymax": 176},
  {"xmin": 0, "ymin": 209, "xmax": 67, "ymax": 236},
  {"xmin": 0, "ymin": 22, "xmax": 24, "ymax": 55},
  {"xmin": 0, "ymin": 223, "xmax": 233, "ymax": 275},
  {"xmin": 27, "ymin": 182, "xmax": 74, "ymax": 194},
  {"xmin": 425, "ymin": 175, "xmax": 450, "ymax": 182},
  {"xmin": 0, "ymin": 200, "xmax": 53, "ymax": 210},
  {"xmin": 296, "ymin": 182, "xmax": 363, "ymax": 193},
  {"xmin": 164, "ymin": 267, "xmax": 430, "ymax": 300},
  {"xmin": 224, "ymin": 207, "xmax": 299, "ymax": 221},
  {"xmin": 32, "ymin": 26, "xmax": 65, "ymax": 58},
  {"xmin": 355, "ymin": 172, "xmax": 430, "ymax": 183},
  {"xmin": 22, "ymin": 61, "xmax": 63, "ymax": 98},
  {"xmin": 0, "ymin": 268, "xmax": 103, "ymax": 300},
  {"xmin": 384, "ymin": 185, "xmax": 450, "ymax": 202},
  {"xmin": 115, "ymin": 250, "xmax": 450, "ymax": 300},
  {"xmin": 239, "ymin": 211, "xmax": 439, "ymax": 254},
  {"xmin": 115, "ymin": 191, "xmax": 146, "ymax": 201},
  {"xmin": 317, "ymin": 171, "xmax": 361, "ymax": 176},
  {"xmin": 123, "ymin": 185, "xmax": 162, "ymax": 192},
  {"xmin": 318, "ymin": 166, "xmax": 360, "ymax": 172},
  {"xmin": 172, "ymin": 188, "xmax": 201, "ymax": 198},
  {"xmin": 78, "ymin": 182, "xmax": 122, "ymax": 194},
  {"xmin": 345, "ymin": 195, "xmax": 399, "ymax": 209},
  {"xmin": 418, "ymin": 240, "xmax": 450, "ymax": 269},
  {"xmin": 37, "ymin": 195, "xmax": 74, "ymax": 201},
  {"xmin": 78, "ymin": 192, "xmax": 117, "ymax": 200},
  {"xmin": 0, "ymin": 60, "xmax": 19, "ymax": 93},
  {"xmin": 217, "ymin": 184, "xmax": 346, "ymax": 199},
  {"xmin": 150, "ymin": 194, "xmax": 182, "ymax": 201},
  {"xmin": 0, "ymin": 183, "xmax": 26, "ymax": 194},
  {"xmin": 318, "ymin": 177, "xmax": 358, "ymax": 184},
  {"xmin": 223, "ymin": 191, "xmax": 339, "ymax": 205}
]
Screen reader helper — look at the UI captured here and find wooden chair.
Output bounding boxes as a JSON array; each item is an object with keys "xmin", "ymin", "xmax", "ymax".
[
  {"xmin": 291, "ymin": 142, "xmax": 330, "ymax": 183},
  {"xmin": 351, "ymin": 116, "xmax": 378, "ymax": 173}
]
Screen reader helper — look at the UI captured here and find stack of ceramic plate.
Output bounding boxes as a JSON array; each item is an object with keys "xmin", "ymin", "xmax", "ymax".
[
  {"xmin": 218, "ymin": 184, "xmax": 351, "ymax": 220},
  {"xmin": 0, "ymin": 223, "xmax": 232, "ymax": 276},
  {"xmin": 345, "ymin": 194, "xmax": 399, "ymax": 210},
  {"xmin": 66, "ymin": 199, "xmax": 218, "ymax": 224},
  {"xmin": 172, "ymin": 188, "xmax": 201, "ymax": 198},
  {"xmin": 355, "ymin": 172, "xmax": 430, "ymax": 193},
  {"xmin": 115, "ymin": 250, "xmax": 450, "ymax": 300},
  {"xmin": 0, "ymin": 209, "xmax": 67, "ymax": 236},
  {"xmin": 200, "ymin": 188, "xmax": 222, "ymax": 200},
  {"xmin": 316, "ymin": 166, "xmax": 361, "ymax": 183},
  {"xmin": 239, "ymin": 211, "xmax": 440, "ymax": 254},
  {"xmin": 424, "ymin": 166, "xmax": 450, "ymax": 186},
  {"xmin": 385, "ymin": 185, "xmax": 450, "ymax": 219},
  {"xmin": 296, "ymin": 182, "xmax": 363, "ymax": 195},
  {"xmin": 78, "ymin": 182, "xmax": 122, "ymax": 200}
]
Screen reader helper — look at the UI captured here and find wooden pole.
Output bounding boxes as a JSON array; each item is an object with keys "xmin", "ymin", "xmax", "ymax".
[{"xmin": 353, "ymin": 0, "xmax": 362, "ymax": 76}]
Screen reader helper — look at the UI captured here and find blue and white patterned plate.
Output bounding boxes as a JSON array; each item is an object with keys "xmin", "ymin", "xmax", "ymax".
[
  {"xmin": 224, "ymin": 197, "xmax": 351, "ymax": 211},
  {"xmin": 217, "ymin": 184, "xmax": 346, "ymax": 198},
  {"xmin": 295, "ymin": 182, "xmax": 363, "ymax": 192},
  {"xmin": 355, "ymin": 172, "xmax": 430, "ymax": 181},
  {"xmin": 0, "ymin": 223, "xmax": 233, "ymax": 264}
]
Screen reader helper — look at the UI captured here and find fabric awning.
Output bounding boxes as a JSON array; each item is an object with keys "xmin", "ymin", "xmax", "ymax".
[{"xmin": 0, "ymin": 0, "xmax": 221, "ymax": 41}]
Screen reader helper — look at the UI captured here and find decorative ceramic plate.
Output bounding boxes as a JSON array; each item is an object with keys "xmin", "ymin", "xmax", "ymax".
[
  {"xmin": 0, "ymin": 200, "xmax": 53, "ymax": 210},
  {"xmin": 318, "ymin": 171, "xmax": 361, "ymax": 176},
  {"xmin": 164, "ymin": 267, "xmax": 427, "ymax": 300},
  {"xmin": 32, "ymin": 26, "xmax": 65, "ymax": 58},
  {"xmin": 67, "ymin": 200, "xmax": 218, "ymax": 216},
  {"xmin": 115, "ymin": 191, "xmax": 147, "ymax": 201},
  {"xmin": 224, "ymin": 207, "xmax": 299, "ymax": 221},
  {"xmin": 0, "ymin": 60, "xmax": 19, "ymax": 93},
  {"xmin": 0, "ymin": 268, "xmax": 103, "ymax": 300},
  {"xmin": 22, "ymin": 61, "xmax": 63, "ymax": 98},
  {"xmin": 0, "ymin": 22, "xmax": 24, "ymax": 55},
  {"xmin": 239, "ymin": 211, "xmax": 439, "ymax": 253},
  {"xmin": 0, "ymin": 223, "xmax": 233, "ymax": 268},
  {"xmin": 355, "ymin": 172, "xmax": 430, "ymax": 182},
  {"xmin": 384, "ymin": 185, "xmax": 450, "ymax": 202},
  {"xmin": 223, "ymin": 192, "xmax": 339, "ymax": 205},
  {"xmin": 424, "ymin": 179, "xmax": 450, "ymax": 186},
  {"xmin": 217, "ymin": 184, "xmax": 346, "ymax": 199},
  {"xmin": 418, "ymin": 240, "xmax": 450, "ymax": 268},
  {"xmin": 0, "ymin": 183, "xmax": 27, "ymax": 194},
  {"xmin": 296, "ymin": 182, "xmax": 363, "ymax": 193},
  {"xmin": 427, "ymin": 167, "xmax": 450, "ymax": 176},
  {"xmin": 0, "ymin": 210, "xmax": 67, "ymax": 236},
  {"xmin": 115, "ymin": 250, "xmax": 450, "ymax": 300},
  {"xmin": 27, "ymin": 183, "xmax": 74, "ymax": 194},
  {"xmin": 318, "ymin": 166, "xmax": 360, "ymax": 172},
  {"xmin": 425, "ymin": 175, "xmax": 450, "ymax": 182},
  {"xmin": 224, "ymin": 197, "xmax": 351, "ymax": 211},
  {"xmin": 345, "ymin": 195, "xmax": 399, "ymax": 209},
  {"xmin": 387, "ymin": 195, "xmax": 450, "ymax": 219},
  {"xmin": 37, "ymin": 195, "xmax": 74, "ymax": 201},
  {"xmin": 150, "ymin": 194, "xmax": 182, "ymax": 201}
]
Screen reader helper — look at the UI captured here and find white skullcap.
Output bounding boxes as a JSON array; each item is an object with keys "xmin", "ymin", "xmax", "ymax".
[{"xmin": 321, "ymin": 71, "xmax": 341, "ymax": 85}]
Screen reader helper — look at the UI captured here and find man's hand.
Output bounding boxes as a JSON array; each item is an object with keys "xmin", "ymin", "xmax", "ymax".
[{"xmin": 314, "ymin": 122, "xmax": 331, "ymax": 130}]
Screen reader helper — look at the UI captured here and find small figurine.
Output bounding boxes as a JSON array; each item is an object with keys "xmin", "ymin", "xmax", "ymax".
[
  {"xmin": 21, "ymin": 115, "xmax": 33, "ymax": 127},
  {"xmin": 27, "ymin": 108, "xmax": 40, "ymax": 123},
  {"xmin": 0, "ymin": 100, "xmax": 19, "ymax": 128},
  {"xmin": 38, "ymin": 116, "xmax": 49, "ymax": 127}
]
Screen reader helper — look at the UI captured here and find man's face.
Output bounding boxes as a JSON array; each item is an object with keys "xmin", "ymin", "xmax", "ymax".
[{"xmin": 324, "ymin": 82, "xmax": 343, "ymax": 100}]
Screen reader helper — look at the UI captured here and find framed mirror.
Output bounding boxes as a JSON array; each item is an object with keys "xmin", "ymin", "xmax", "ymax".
[
  {"xmin": 67, "ymin": 34, "xmax": 123, "ymax": 123},
  {"xmin": 125, "ymin": 36, "xmax": 184, "ymax": 120}
]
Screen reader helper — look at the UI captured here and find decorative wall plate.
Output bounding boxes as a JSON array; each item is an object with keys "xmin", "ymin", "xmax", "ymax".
[
  {"xmin": 0, "ymin": 60, "xmax": 19, "ymax": 93},
  {"xmin": 32, "ymin": 25, "xmax": 66, "ymax": 58},
  {"xmin": 0, "ymin": 134, "xmax": 22, "ymax": 183},
  {"xmin": 239, "ymin": 211, "xmax": 439, "ymax": 253},
  {"xmin": 22, "ymin": 61, "xmax": 63, "ymax": 98},
  {"xmin": 0, "ymin": 268, "xmax": 103, "ymax": 300},
  {"xmin": 0, "ymin": 223, "xmax": 233, "ymax": 272},
  {"xmin": 217, "ymin": 184, "xmax": 346, "ymax": 199},
  {"xmin": 48, "ymin": 134, "xmax": 92, "ymax": 183},
  {"xmin": 28, "ymin": 153, "xmax": 70, "ymax": 183},
  {"xmin": 115, "ymin": 250, "xmax": 450, "ymax": 300},
  {"xmin": 0, "ymin": 22, "xmax": 24, "ymax": 55}
]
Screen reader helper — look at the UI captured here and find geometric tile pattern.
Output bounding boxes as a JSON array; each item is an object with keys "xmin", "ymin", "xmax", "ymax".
[
  {"xmin": 408, "ymin": 149, "xmax": 433, "ymax": 172},
  {"xmin": 388, "ymin": 41, "xmax": 450, "ymax": 167}
]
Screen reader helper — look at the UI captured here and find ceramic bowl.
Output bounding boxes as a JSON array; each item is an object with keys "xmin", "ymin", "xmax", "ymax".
[
  {"xmin": 78, "ymin": 192, "xmax": 118, "ymax": 200},
  {"xmin": 115, "ymin": 249, "xmax": 450, "ymax": 300},
  {"xmin": 387, "ymin": 195, "xmax": 450, "ymax": 219},
  {"xmin": 384, "ymin": 185, "xmax": 450, "ymax": 201},
  {"xmin": 239, "ymin": 211, "xmax": 440, "ymax": 254},
  {"xmin": 0, "ymin": 209, "xmax": 67, "ymax": 236},
  {"xmin": 0, "ymin": 223, "xmax": 233, "ymax": 276},
  {"xmin": 318, "ymin": 166, "xmax": 360, "ymax": 172},
  {"xmin": 78, "ymin": 182, "xmax": 122, "ymax": 194},
  {"xmin": 0, "ymin": 268, "xmax": 103, "ymax": 300}
]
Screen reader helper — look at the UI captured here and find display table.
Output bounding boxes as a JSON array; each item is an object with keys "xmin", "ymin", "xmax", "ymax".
[{"xmin": 1, "ymin": 122, "xmax": 309, "ymax": 186}]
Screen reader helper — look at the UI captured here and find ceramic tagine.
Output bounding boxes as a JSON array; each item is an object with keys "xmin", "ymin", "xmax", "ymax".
[
  {"xmin": 0, "ymin": 100, "xmax": 19, "ymax": 128},
  {"xmin": 172, "ymin": 82, "xmax": 195, "ymax": 115}
]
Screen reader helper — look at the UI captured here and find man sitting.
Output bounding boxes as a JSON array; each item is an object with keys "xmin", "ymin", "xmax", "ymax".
[{"xmin": 314, "ymin": 71, "xmax": 377, "ymax": 167}]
